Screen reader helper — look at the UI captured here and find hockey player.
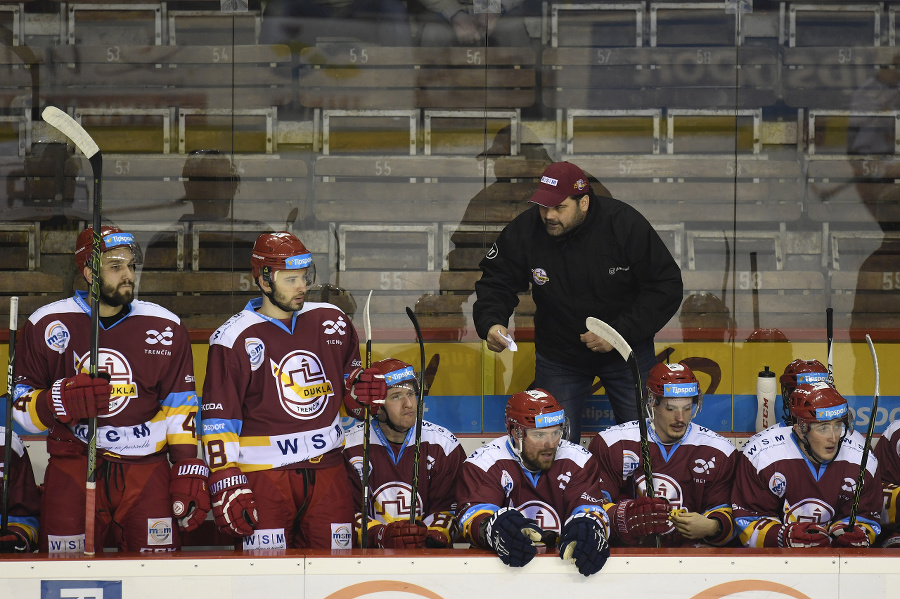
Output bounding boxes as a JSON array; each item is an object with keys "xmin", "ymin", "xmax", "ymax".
[
  {"xmin": 588, "ymin": 362, "xmax": 737, "ymax": 547},
  {"xmin": 13, "ymin": 226, "xmax": 206, "ymax": 553},
  {"xmin": 732, "ymin": 382, "xmax": 881, "ymax": 548},
  {"xmin": 0, "ymin": 427, "xmax": 40, "ymax": 552},
  {"xmin": 200, "ymin": 231, "xmax": 386, "ymax": 550},
  {"xmin": 777, "ymin": 359, "xmax": 829, "ymax": 426},
  {"xmin": 874, "ymin": 418, "xmax": 900, "ymax": 547},
  {"xmin": 457, "ymin": 389, "xmax": 610, "ymax": 576},
  {"xmin": 343, "ymin": 358, "xmax": 465, "ymax": 548}
]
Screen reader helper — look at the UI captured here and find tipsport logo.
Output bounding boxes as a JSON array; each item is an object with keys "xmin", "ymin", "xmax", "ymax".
[
  {"xmin": 384, "ymin": 366, "xmax": 416, "ymax": 386},
  {"xmin": 664, "ymin": 382, "xmax": 699, "ymax": 397},
  {"xmin": 285, "ymin": 253, "xmax": 312, "ymax": 269},
  {"xmin": 103, "ymin": 232, "xmax": 134, "ymax": 246},
  {"xmin": 535, "ymin": 410, "xmax": 565, "ymax": 428},
  {"xmin": 816, "ymin": 405, "xmax": 847, "ymax": 420},
  {"xmin": 797, "ymin": 372, "xmax": 828, "ymax": 384}
]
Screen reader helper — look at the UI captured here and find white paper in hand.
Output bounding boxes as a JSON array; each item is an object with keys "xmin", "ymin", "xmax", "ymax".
[{"xmin": 499, "ymin": 332, "xmax": 517, "ymax": 352}]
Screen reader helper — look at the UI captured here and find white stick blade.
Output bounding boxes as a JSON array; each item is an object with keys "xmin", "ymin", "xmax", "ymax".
[
  {"xmin": 866, "ymin": 334, "xmax": 879, "ymax": 397},
  {"xmin": 9, "ymin": 296, "xmax": 17, "ymax": 330},
  {"xmin": 41, "ymin": 106, "xmax": 100, "ymax": 158},
  {"xmin": 363, "ymin": 290, "xmax": 373, "ymax": 343},
  {"xmin": 585, "ymin": 317, "xmax": 633, "ymax": 362}
]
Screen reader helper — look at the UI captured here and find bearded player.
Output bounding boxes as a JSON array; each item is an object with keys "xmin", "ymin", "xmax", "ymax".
[
  {"xmin": 13, "ymin": 226, "xmax": 205, "ymax": 552},
  {"xmin": 588, "ymin": 362, "xmax": 737, "ymax": 547},
  {"xmin": 343, "ymin": 358, "xmax": 465, "ymax": 548},
  {"xmin": 457, "ymin": 389, "xmax": 610, "ymax": 576},
  {"xmin": 200, "ymin": 231, "xmax": 385, "ymax": 550},
  {"xmin": 732, "ymin": 382, "xmax": 881, "ymax": 548}
]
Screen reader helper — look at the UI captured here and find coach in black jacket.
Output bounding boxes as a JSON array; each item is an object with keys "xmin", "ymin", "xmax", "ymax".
[{"xmin": 473, "ymin": 161, "xmax": 683, "ymax": 441}]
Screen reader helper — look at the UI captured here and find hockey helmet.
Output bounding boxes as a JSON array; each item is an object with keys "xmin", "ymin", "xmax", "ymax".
[
  {"xmin": 780, "ymin": 359, "xmax": 829, "ymax": 420},
  {"xmin": 789, "ymin": 382, "xmax": 852, "ymax": 433},
  {"xmin": 75, "ymin": 226, "xmax": 143, "ymax": 272},
  {"xmin": 250, "ymin": 231, "xmax": 315, "ymax": 284},
  {"xmin": 646, "ymin": 362, "xmax": 702, "ymax": 419},
  {"xmin": 505, "ymin": 389, "xmax": 568, "ymax": 441}
]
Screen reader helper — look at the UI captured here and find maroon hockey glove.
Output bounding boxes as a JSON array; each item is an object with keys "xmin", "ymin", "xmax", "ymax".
[
  {"xmin": 344, "ymin": 367, "xmax": 387, "ymax": 417},
  {"xmin": 777, "ymin": 522, "xmax": 831, "ymax": 548},
  {"xmin": 614, "ymin": 497, "xmax": 669, "ymax": 543},
  {"xmin": 209, "ymin": 467, "xmax": 258, "ymax": 537},
  {"xmin": 559, "ymin": 513, "xmax": 610, "ymax": 577},
  {"xmin": 480, "ymin": 507, "xmax": 544, "ymax": 568},
  {"xmin": 0, "ymin": 528, "xmax": 30, "ymax": 553},
  {"xmin": 881, "ymin": 533, "xmax": 900, "ymax": 548},
  {"xmin": 828, "ymin": 523, "xmax": 870, "ymax": 548},
  {"xmin": 170, "ymin": 458, "xmax": 211, "ymax": 532},
  {"xmin": 374, "ymin": 520, "xmax": 428, "ymax": 549},
  {"xmin": 424, "ymin": 527, "xmax": 451, "ymax": 549},
  {"xmin": 44, "ymin": 373, "xmax": 111, "ymax": 424}
]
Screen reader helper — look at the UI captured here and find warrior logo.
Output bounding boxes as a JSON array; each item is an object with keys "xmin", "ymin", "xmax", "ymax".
[
  {"xmin": 769, "ymin": 472, "xmax": 787, "ymax": 497},
  {"xmin": 486, "ymin": 243, "xmax": 499, "ymax": 260},
  {"xmin": 841, "ymin": 477, "xmax": 856, "ymax": 494},
  {"xmin": 372, "ymin": 481, "xmax": 421, "ymax": 521},
  {"xmin": 532, "ymin": 268, "xmax": 549, "ymax": 286},
  {"xmin": 45, "ymin": 320, "xmax": 70, "ymax": 354},
  {"xmin": 75, "ymin": 349, "xmax": 137, "ymax": 416},
  {"xmin": 245, "ymin": 338, "xmax": 265, "ymax": 371},
  {"xmin": 693, "ymin": 456, "xmax": 716, "ymax": 475},
  {"xmin": 557, "ymin": 471, "xmax": 571, "ymax": 490},
  {"xmin": 519, "ymin": 500, "xmax": 561, "ymax": 533},
  {"xmin": 145, "ymin": 327, "xmax": 173, "ymax": 346},
  {"xmin": 323, "ymin": 316, "xmax": 347, "ymax": 336},
  {"xmin": 270, "ymin": 350, "xmax": 334, "ymax": 420}
]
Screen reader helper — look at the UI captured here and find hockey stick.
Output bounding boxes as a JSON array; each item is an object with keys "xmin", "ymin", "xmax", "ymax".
[
  {"xmin": 586, "ymin": 317, "xmax": 660, "ymax": 546},
  {"xmin": 848, "ymin": 334, "xmax": 879, "ymax": 530},
  {"xmin": 361, "ymin": 290, "xmax": 373, "ymax": 548},
  {"xmin": 1, "ymin": 297, "xmax": 18, "ymax": 535},
  {"xmin": 826, "ymin": 308, "xmax": 834, "ymax": 386},
  {"xmin": 585, "ymin": 317, "xmax": 654, "ymax": 492},
  {"xmin": 42, "ymin": 106, "xmax": 103, "ymax": 556},
  {"xmin": 405, "ymin": 307, "xmax": 426, "ymax": 525}
]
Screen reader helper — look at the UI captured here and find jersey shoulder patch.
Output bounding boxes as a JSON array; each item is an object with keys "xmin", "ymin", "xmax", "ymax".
[
  {"xmin": 28, "ymin": 297, "xmax": 80, "ymax": 324},
  {"xmin": 209, "ymin": 309, "xmax": 265, "ymax": 349},
  {"xmin": 129, "ymin": 300, "xmax": 182, "ymax": 324}
]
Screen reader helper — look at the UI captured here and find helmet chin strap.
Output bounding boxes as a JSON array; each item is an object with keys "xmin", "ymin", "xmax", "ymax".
[{"xmin": 796, "ymin": 427, "xmax": 842, "ymax": 466}]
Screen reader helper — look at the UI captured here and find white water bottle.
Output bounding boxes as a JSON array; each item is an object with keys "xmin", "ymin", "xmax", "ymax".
[{"xmin": 755, "ymin": 366, "xmax": 777, "ymax": 432}]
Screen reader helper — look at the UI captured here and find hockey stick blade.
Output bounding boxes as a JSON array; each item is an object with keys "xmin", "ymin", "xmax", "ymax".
[
  {"xmin": 585, "ymin": 317, "xmax": 633, "ymax": 362},
  {"xmin": 41, "ymin": 106, "xmax": 99, "ymax": 159}
]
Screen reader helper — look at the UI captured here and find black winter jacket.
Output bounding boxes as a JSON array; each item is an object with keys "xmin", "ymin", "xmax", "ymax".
[{"xmin": 473, "ymin": 193, "xmax": 683, "ymax": 369}]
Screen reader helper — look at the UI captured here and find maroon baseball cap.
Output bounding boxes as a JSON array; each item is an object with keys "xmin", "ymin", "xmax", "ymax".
[{"xmin": 529, "ymin": 162, "xmax": 591, "ymax": 208}]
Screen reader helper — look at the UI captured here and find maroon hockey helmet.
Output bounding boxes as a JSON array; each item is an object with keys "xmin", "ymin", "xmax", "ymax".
[
  {"xmin": 789, "ymin": 382, "xmax": 851, "ymax": 430},
  {"xmin": 646, "ymin": 362, "xmax": 702, "ymax": 418},
  {"xmin": 250, "ymin": 231, "xmax": 315, "ymax": 284},
  {"xmin": 505, "ymin": 389, "xmax": 568, "ymax": 439},
  {"xmin": 75, "ymin": 226, "xmax": 142, "ymax": 272},
  {"xmin": 780, "ymin": 359, "xmax": 829, "ymax": 420},
  {"xmin": 371, "ymin": 358, "xmax": 418, "ymax": 393}
]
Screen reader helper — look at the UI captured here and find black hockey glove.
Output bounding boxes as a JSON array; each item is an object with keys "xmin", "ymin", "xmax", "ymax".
[
  {"xmin": 559, "ymin": 513, "xmax": 610, "ymax": 576},
  {"xmin": 480, "ymin": 507, "xmax": 543, "ymax": 568}
]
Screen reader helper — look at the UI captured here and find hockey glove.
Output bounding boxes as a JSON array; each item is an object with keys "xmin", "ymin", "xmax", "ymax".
[
  {"xmin": 614, "ymin": 496, "xmax": 670, "ymax": 543},
  {"xmin": 170, "ymin": 458, "xmax": 211, "ymax": 532},
  {"xmin": 344, "ymin": 367, "xmax": 387, "ymax": 417},
  {"xmin": 374, "ymin": 520, "xmax": 428, "ymax": 549},
  {"xmin": 828, "ymin": 522, "xmax": 870, "ymax": 548},
  {"xmin": 0, "ymin": 528, "xmax": 30, "ymax": 553},
  {"xmin": 209, "ymin": 467, "xmax": 258, "ymax": 537},
  {"xmin": 44, "ymin": 373, "xmax": 111, "ymax": 424},
  {"xmin": 881, "ymin": 533, "xmax": 900, "ymax": 548},
  {"xmin": 777, "ymin": 522, "xmax": 831, "ymax": 548},
  {"xmin": 559, "ymin": 513, "xmax": 610, "ymax": 577},
  {"xmin": 481, "ymin": 507, "xmax": 543, "ymax": 568}
]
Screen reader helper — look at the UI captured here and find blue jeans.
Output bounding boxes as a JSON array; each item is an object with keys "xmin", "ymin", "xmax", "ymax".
[{"xmin": 534, "ymin": 342, "xmax": 657, "ymax": 442}]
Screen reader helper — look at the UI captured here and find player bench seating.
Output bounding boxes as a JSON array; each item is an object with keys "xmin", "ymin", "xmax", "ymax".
[
  {"xmin": 830, "ymin": 254, "xmax": 900, "ymax": 332},
  {"xmin": 297, "ymin": 44, "xmax": 535, "ymax": 111},
  {"xmin": 59, "ymin": 1, "xmax": 165, "ymax": 46},
  {"xmin": 136, "ymin": 271, "xmax": 258, "ymax": 330},
  {"xmin": 48, "ymin": 44, "xmax": 293, "ymax": 112},
  {"xmin": 1, "ymin": 152, "xmax": 89, "ymax": 221}
]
